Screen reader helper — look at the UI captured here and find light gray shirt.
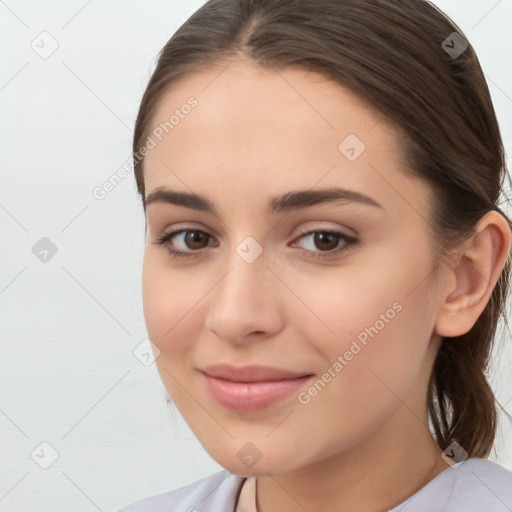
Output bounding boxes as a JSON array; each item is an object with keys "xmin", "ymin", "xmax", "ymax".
[{"xmin": 116, "ymin": 457, "xmax": 512, "ymax": 511}]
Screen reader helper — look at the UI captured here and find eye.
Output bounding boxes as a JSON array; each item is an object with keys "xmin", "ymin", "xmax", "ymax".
[
  {"xmin": 152, "ymin": 228, "xmax": 217, "ymax": 258},
  {"xmin": 152, "ymin": 227, "xmax": 358, "ymax": 259},
  {"xmin": 290, "ymin": 229, "xmax": 358, "ymax": 259}
]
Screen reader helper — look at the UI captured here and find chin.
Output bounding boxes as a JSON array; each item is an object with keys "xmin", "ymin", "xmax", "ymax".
[
  {"xmin": 204, "ymin": 441, "xmax": 306, "ymax": 477},
  {"xmin": 217, "ymin": 458, "xmax": 292, "ymax": 478}
]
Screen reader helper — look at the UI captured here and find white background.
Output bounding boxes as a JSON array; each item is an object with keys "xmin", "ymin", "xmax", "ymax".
[{"xmin": 1, "ymin": 1, "xmax": 511, "ymax": 511}]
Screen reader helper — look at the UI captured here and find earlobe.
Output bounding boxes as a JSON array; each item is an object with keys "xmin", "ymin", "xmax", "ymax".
[{"xmin": 435, "ymin": 210, "xmax": 512, "ymax": 338}]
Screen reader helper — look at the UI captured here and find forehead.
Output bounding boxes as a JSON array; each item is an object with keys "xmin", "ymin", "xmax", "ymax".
[
  {"xmin": 142, "ymin": 58, "xmax": 430, "ymax": 221},
  {"xmin": 146, "ymin": 58, "xmax": 387, "ymax": 146}
]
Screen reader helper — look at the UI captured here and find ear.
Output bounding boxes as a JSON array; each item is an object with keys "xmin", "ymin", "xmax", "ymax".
[{"xmin": 435, "ymin": 210, "xmax": 512, "ymax": 338}]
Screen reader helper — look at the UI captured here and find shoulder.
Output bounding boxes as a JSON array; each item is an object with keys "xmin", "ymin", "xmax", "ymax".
[
  {"xmin": 116, "ymin": 469, "xmax": 246, "ymax": 512},
  {"xmin": 446, "ymin": 458, "xmax": 512, "ymax": 510},
  {"xmin": 390, "ymin": 458, "xmax": 512, "ymax": 512}
]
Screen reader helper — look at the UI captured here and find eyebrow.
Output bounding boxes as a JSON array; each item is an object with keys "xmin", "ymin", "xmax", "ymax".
[{"xmin": 145, "ymin": 186, "xmax": 383, "ymax": 214}]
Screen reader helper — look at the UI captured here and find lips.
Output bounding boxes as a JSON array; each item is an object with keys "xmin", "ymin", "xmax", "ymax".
[
  {"xmin": 201, "ymin": 363, "xmax": 312, "ymax": 381},
  {"xmin": 200, "ymin": 363, "xmax": 314, "ymax": 412}
]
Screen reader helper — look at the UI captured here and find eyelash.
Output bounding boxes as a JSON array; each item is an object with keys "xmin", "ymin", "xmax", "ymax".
[{"xmin": 152, "ymin": 227, "xmax": 359, "ymax": 260}]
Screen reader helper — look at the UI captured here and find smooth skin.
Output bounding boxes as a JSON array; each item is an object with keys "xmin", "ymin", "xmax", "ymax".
[{"xmin": 141, "ymin": 58, "xmax": 511, "ymax": 512}]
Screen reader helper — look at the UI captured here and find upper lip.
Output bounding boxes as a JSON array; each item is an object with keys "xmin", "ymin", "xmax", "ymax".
[{"xmin": 201, "ymin": 363, "xmax": 313, "ymax": 382}]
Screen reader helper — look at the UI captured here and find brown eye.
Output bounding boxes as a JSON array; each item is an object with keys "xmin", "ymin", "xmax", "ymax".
[
  {"xmin": 184, "ymin": 230, "xmax": 210, "ymax": 250},
  {"xmin": 291, "ymin": 229, "xmax": 358, "ymax": 259},
  {"xmin": 313, "ymin": 232, "xmax": 340, "ymax": 251},
  {"xmin": 153, "ymin": 229, "xmax": 217, "ymax": 258}
]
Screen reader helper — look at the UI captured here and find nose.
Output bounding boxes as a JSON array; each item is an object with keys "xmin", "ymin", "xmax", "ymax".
[{"xmin": 203, "ymin": 243, "xmax": 285, "ymax": 345}]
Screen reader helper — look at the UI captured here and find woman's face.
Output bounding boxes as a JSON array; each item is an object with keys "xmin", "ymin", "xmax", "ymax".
[{"xmin": 141, "ymin": 58, "xmax": 446, "ymax": 476}]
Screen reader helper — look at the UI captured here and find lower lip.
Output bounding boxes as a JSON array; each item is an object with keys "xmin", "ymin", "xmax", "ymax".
[{"xmin": 201, "ymin": 372, "xmax": 314, "ymax": 412}]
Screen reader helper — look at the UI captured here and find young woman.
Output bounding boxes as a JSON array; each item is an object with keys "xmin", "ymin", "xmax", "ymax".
[{"xmin": 118, "ymin": 0, "xmax": 512, "ymax": 510}]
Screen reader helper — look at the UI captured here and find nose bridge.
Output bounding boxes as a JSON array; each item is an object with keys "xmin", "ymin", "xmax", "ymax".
[
  {"xmin": 213, "ymin": 239, "xmax": 269, "ymax": 314},
  {"xmin": 204, "ymin": 237, "xmax": 282, "ymax": 341}
]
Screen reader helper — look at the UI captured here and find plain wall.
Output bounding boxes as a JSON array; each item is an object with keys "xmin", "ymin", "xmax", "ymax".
[{"xmin": 1, "ymin": 1, "xmax": 511, "ymax": 511}]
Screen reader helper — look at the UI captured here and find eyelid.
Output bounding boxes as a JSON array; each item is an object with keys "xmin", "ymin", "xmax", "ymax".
[
  {"xmin": 152, "ymin": 223, "xmax": 359, "ymax": 259},
  {"xmin": 292, "ymin": 224, "xmax": 356, "ymax": 241},
  {"xmin": 289, "ymin": 228, "xmax": 358, "ymax": 258}
]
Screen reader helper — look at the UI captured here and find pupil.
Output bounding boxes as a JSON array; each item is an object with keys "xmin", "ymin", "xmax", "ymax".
[
  {"xmin": 186, "ymin": 231, "xmax": 206, "ymax": 249},
  {"xmin": 315, "ymin": 232, "xmax": 338, "ymax": 251}
]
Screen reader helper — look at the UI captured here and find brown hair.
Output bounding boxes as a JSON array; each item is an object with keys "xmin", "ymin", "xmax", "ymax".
[{"xmin": 133, "ymin": 0, "xmax": 512, "ymax": 457}]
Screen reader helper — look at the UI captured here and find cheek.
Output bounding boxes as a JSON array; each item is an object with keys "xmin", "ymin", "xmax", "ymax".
[
  {"xmin": 292, "ymin": 281, "xmax": 434, "ymax": 452},
  {"xmin": 288, "ymin": 263, "xmax": 406, "ymax": 354},
  {"xmin": 141, "ymin": 252, "xmax": 205, "ymax": 411},
  {"xmin": 141, "ymin": 250, "xmax": 202, "ymax": 353},
  {"xmin": 294, "ymin": 244, "xmax": 436, "ymax": 394},
  {"xmin": 326, "ymin": 239, "xmax": 434, "ymax": 342}
]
